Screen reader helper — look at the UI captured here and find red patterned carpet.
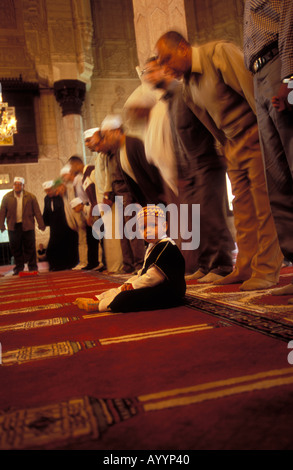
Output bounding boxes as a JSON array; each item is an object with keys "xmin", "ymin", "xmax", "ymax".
[{"xmin": 0, "ymin": 265, "xmax": 293, "ymax": 451}]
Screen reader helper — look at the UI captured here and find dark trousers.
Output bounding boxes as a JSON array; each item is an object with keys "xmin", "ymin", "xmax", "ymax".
[
  {"xmin": 8, "ymin": 223, "xmax": 37, "ymax": 272},
  {"xmin": 120, "ymin": 212, "xmax": 145, "ymax": 273},
  {"xmin": 86, "ymin": 225, "xmax": 100, "ymax": 268},
  {"xmin": 178, "ymin": 163, "xmax": 234, "ymax": 274},
  {"xmin": 109, "ymin": 283, "xmax": 184, "ymax": 313},
  {"xmin": 113, "ymin": 190, "xmax": 145, "ymax": 273}
]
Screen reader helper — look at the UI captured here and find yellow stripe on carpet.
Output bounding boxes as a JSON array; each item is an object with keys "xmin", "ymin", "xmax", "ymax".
[
  {"xmin": 139, "ymin": 367, "xmax": 293, "ymax": 410},
  {"xmin": 100, "ymin": 323, "xmax": 214, "ymax": 345}
]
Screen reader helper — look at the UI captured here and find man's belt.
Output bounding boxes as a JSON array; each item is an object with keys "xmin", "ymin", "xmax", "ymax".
[{"xmin": 252, "ymin": 45, "xmax": 279, "ymax": 73}]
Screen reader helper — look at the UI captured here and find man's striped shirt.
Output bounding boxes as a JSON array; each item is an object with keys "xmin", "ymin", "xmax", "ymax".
[{"xmin": 243, "ymin": 0, "xmax": 293, "ymax": 80}]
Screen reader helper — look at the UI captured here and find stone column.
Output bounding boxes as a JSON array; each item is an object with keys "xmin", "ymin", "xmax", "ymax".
[
  {"xmin": 132, "ymin": 0, "xmax": 188, "ymax": 68},
  {"xmin": 53, "ymin": 79, "xmax": 86, "ymax": 161}
]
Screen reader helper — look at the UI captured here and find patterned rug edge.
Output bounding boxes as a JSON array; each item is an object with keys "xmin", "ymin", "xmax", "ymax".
[{"xmin": 184, "ymin": 294, "xmax": 293, "ymax": 343}]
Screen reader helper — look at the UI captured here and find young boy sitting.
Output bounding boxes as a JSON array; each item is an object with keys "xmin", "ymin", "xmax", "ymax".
[{"xmin": 74, "ymin": 204, "xmax": 186, "ymax": 313}]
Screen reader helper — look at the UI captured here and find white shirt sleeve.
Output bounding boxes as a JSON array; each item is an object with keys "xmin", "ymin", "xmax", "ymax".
[{"xmin": 128, "ymin": 265, "xmax": 166, "ymax": 289}]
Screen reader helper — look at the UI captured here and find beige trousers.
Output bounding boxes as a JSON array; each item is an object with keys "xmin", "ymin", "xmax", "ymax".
[{"xmin": 225, "ymin": 124, "xmax": 283, "ymax": 282}]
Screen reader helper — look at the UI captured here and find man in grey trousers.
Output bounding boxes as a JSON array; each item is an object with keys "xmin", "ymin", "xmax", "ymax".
[
  {"xmin": 0, "ymin": 177, "xmax": 45, "ymax": 275},
  {"xmin": 243, "ymin": 0, "xmax": 293, "ymax": 302}
]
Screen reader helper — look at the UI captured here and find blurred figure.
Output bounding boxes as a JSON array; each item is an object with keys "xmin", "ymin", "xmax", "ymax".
[
  {"xmin": 42, "ymin": 180, "xmax": 78, "ymax": 271},
  {"xmin": 123, "ymin": 84, "xmax": 158, "ymax": 140},
  {"xmin": 98, "ymin": 114, "xmax": 150, "ymax": 274},
  {"xmin": 60, "ymin": 164, "xmax": 88, "ymax": 270},
  {"xmin": 156, "ymin": 31, "xmax": 283, "ymax": 291},
  {"xmin": 42, "ymin": 180, "xmax": 55, "ymax": 199},
  {"xmin": 67, "ymin": 155, "xmax": 93, "ymax": 206},
  {"xmin": 68, "ymin": 154, "xmax": 104, "ymax": 270},
  {"xmin": 70, "ymin": 197, "xmax": 101, "ymax": 270},
  {"xmin": 142, "ymin": 57, "xmax": 235, "ymax": 280},
  {"xmin": 100, "ymin": 114, "xmax": 164, "ymax": 206},
  {"xmin": 84, "ymin": 127, "xmax": 123, "ymax": 273},
  {"xmin": 0, "ymin": 177, "xmax": 45, "ymax": 275}
]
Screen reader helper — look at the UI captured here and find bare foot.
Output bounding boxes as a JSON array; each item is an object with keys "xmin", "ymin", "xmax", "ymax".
[
  {"xmin": 74, "ymin": 298, "xmax": 100, "ymax": 311},
  {"xmin": 213, "ymin": 272, "xmax": 246, "ymax": 285}
]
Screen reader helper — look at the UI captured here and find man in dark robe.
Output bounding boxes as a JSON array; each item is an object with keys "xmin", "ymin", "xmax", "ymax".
[{"xmin": 43, "ymin": 182, "xmax": 78, "ymax": 271}]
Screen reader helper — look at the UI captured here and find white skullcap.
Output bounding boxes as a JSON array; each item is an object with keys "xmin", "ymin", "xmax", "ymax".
[
  {"xmin": 42, "ymin": 180, "xmax": 54, "ymax": 190},
  {"xmin": 123, "ymin": 85, "xmax": 157, "ymax": 110},
  {"xmin": 70, "ymin": 197, "xmax": 83, "ymax": 209},
  {"xmin": 60, "ymin": 165, "xmax": 71, "ymax": 176},
  {"xmin": 101, "ymin": 114, "xmax": 123, "ymax": 131},
  {"xmin": 14, "ymin": 176, "xmax": 25, "ymax": 184},
  {"xmin": 84, "ymin": 127, "xmax": 100, "ymax": 139}
]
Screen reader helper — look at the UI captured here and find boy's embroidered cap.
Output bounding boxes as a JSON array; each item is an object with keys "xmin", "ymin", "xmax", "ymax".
[{"xmin": 137, "ymin": 205, "xmax": 166, "ymax": 221}]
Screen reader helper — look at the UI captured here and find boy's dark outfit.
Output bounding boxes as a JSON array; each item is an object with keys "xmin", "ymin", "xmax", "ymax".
[{"xmin": 109, "ymin": 237, "xmax": 186, "ymax": 312}]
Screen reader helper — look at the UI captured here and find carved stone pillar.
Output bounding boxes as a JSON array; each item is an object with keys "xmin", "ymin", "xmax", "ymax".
[
  {"xmin": 54, "ymin": 79, "xmax": 86, "ymax": 161},
  {"xmin": 54, "ymin": 79, "xmax": 86, "ymax": 116},
  {"xmin": 132, "ymin": 0, "xmax": 188, "ymax": 68}
]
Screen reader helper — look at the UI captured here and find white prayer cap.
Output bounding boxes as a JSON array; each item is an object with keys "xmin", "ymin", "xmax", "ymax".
[
  {"xmin": 60, "ymin": 165, "xmax": 71, "ymax": 176},
  {"xmin": 14, "ymin": 176, "xmax": 25, "ymax": 184},
  {"xmin": 42, "ymin": 180, "xmax": 54, "ymax": 190},
  {"xmin": 83, "ymin": 127, "xmax": 100, "ymax": 139},
  {"xmin": 101, "ymin": 114, "xmax": 123, "ymax": 131},
  {"xmin": 70, "ymin": 197, "xmax": 83, "ymax": 209},
  {"xmin": 123, "ymin": 85, "xmax": 157, "ymax": 110}
]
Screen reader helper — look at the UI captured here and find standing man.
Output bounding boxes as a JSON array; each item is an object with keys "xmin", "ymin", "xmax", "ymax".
[
  {"xmin": 156, "ymin": 31, "xmax": 283, "ymax": 291},
  {"xmin": 67, "ymin": 154, "xmax": 103, "ymax": 270},
  {"xmin": 243, "ymin": 1, "xmax": 293, "ymax": 302},
  {"xmin": 85, "ymin": 126, "xmax": 123, "ymax": 273},
  {"xmin": 98, "ymin": 114, "xmax": 154, "ymax": 274},
  {"xmin": 59, "ymin": 164, "xmax": 88, "ymax": 271},
  {"xmin": 42, "ymin": 179, "xmax": 79, "ymax": 271},
  {"xmin": 0, "ymin": 177, "xmax": 45, "ymax": 275}
]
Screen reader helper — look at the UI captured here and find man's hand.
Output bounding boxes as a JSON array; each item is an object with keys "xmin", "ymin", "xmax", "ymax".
[
  {"xmin": 120, "ymin": 283, "xmax": 134, "ymax": 291},
  {"xmin": 86, "ymin": 215, "xmax": 94, "ymax": 226},
  {"xmin": 272, "ymin": 83, "xmax": 293, "ymax": 112},
  {"xmin": 103, "ymin": 192, "xmax": 114, "ymax": 207}
]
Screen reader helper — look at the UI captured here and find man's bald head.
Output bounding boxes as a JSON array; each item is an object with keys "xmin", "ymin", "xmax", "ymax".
[
  {"xmin": 156, "ymin": 31, "xmax": 192, "ymax": 78},
  {"xmin": 156, "ymin": 31, "xmax": 189, "ymax": 49}
]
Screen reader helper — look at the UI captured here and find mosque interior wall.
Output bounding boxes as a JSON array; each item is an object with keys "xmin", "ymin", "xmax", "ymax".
[{"xmin": 0, "ymin": 0, "xmax": 242, "ymax": 252}]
